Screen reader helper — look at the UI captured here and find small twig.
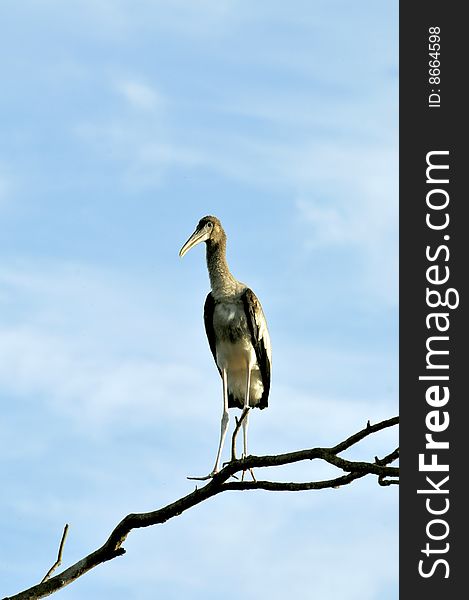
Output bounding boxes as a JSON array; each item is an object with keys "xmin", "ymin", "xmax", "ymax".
[
  {"xmin": 41, "ymin": 524, "xmax": 69, "ymax": 584},
  {"xmin": 331, "ymin": 416, "xmax": 399, "ymax": 454},
  {"xmin": 378, "ymin": 474, "xmax": 399, "ymax": 486},
  {"xmin": 230, "ymin": 407, "xmax": 250, "ymax": 461},
  {"xmin": 375, "ymin": 448, "xmax": 399, "ymax": 466},
  {"xmin": 187, "ymin": 474, "xmax": 213, "ymax": 481}
]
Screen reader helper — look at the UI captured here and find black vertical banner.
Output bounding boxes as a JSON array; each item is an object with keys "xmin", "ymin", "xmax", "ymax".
[{"xmin": 400, "ymin": 2, "xmax": 465, "ymax": 598}]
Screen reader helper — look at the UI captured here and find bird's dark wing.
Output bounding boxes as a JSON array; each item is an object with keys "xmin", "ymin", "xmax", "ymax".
[
  {"xmin": 241, "ymin": 288, "xmax": 271, "ymax": 409},
  {"xmin": 204, "ymin": 292, "xmax": 238, "ymax": 408},
  {"xmin": 204, "ymin": 292, "xmax": 221, "ymax": 376}
]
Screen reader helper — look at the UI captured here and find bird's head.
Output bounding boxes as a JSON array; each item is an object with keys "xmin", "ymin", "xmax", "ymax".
[{"xmin": 179, "ymin": 215, "xmax": 224, "ymax": 257}]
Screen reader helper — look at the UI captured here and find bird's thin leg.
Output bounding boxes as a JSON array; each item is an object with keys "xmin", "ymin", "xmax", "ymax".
[
  {"xmin": 240, "ymin": 365, "xmax": 253, "ymax": 481},
  {"xmin": 241, "ymin": 412, "xmax": 256, "ymax": 479},
  {"xmin": 243, "ymin": 365, "xmax": 252, "ymax": 458},
  {"xmin": 231, "ymin": 363, "xmax": 251, "ymax": 461},
  {"xmin": 241, "ymin": 409, "xmax": 256, "ymax": 482},
  {"xmin": 211, "ymin": 368, "xmax": 230, "ymax": 474},
  {"xmin": 187, "ymin": 369, "xmax": 229, "ymax": 481},
  {"xmin": 242, "ymin": 409, "xmax": 250, "ymax": 459}
]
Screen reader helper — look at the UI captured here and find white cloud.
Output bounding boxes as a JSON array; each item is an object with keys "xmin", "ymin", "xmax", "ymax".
[
  {"xmin": 295, "ymin": 142, "xmax": 397, "ymax": 240},
  {"xmin": 74, "ymin": 75, "xmax": 209, "ymax": 189},
  {"xmin": 0, "ymin": 261, "xmax": 215, "ymax": 435},
  {"xmin": 0, "ymin": 326, "xmax": 210, "ymax": 427},
  {"xmin": 18, "ymin": 0, "xmax": 240, "ymax": 44},
  {"xmin": 115, "ymin": 79, "xmax": 163, "ymax": 111},
  {"xmin": 292, "ymin": 139, "xmax": 398, "ymax": 306}
]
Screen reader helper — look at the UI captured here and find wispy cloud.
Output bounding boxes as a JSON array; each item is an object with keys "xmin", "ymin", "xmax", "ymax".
[
  {"xmin": 295, "ymin": 139, "xmax": 398, "ymax": 306},
  {"xmin": 73, "ymin": 76, "xmax": 209, "ymax": 189},
  {"xmin": 5, "ymin": 0, "xmax": 240, "ymax": 44},
  {"xmin": 0, "ymin": 166, "xmax": 11, "ymax": 209},
  {"xmin": 0, "ymin": 327, "xmax": 211, "ymax": 428},
  {"xmin": 0, "ymin": 261, "xmax": 213, "ymax": 434},
  {"xmin": 115, "ymin": 79, "xmax": 164, "ymax": 111}
]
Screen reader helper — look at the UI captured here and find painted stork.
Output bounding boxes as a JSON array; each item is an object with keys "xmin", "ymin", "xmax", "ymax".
[{"xmin": 179, "ymin": 215, "xmax": 271, "ymax": 479}]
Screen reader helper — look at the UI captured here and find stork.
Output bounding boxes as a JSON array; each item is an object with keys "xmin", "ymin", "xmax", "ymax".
[{"xmin": 179, "ymin": 215, "xmax": 271, "ymax": 479}]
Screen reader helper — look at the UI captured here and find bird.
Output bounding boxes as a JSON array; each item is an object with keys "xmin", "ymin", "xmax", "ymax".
[{"xmin": 179, "ymin": 215, "xmax": 271, "ymax": 479}]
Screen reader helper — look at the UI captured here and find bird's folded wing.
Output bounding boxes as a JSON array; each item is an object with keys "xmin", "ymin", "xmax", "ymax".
[{"xmin": 241, "ymin": 288, "xmax": 271, "ymax": 409}]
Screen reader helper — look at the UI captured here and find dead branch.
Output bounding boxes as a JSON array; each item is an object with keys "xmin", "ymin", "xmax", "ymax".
[
  {"xmin": 2, "ymin": 416, "xmax": 398, "ymax": 600},
  {"xmin": 40, "ymin": 524, "xmax": 69, "ymax": 584}
]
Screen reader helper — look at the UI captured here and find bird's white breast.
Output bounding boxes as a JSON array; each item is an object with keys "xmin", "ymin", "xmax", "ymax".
[
  {"xmin": 213, "ymin": 300, "xmax": 264, "ymax": 405},
  {"xmin": 213, "ymin": 301, "xmax": 252, "ymax": 368}
]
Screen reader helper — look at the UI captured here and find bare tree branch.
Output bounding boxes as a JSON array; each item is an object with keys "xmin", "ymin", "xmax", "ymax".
[
  {"xmin": 2, "ymin": 416, "xmax": 398, "ymax": 600},
  {"xmin": 40, "ymin": 525, "xmax": 69, "ymax": 584}
]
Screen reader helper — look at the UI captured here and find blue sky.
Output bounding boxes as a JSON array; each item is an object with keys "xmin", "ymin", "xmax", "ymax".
[{"xmin": 0, "ymin": 2, "xmax": 398, "ymax": 598}]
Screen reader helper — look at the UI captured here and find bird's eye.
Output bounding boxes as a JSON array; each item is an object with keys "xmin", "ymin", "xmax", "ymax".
[{"xmin": 206, "ymin": 222, "xmax": 213, "ymax": 229}]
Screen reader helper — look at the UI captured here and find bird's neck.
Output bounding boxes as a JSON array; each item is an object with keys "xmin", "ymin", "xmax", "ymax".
[{"xmin": 206, "ymin": 239, "xmax": 240, "ymax": 298}]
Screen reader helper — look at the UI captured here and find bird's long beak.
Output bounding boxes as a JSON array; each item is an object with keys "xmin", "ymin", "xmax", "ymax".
[{"xmin": 179, "ymin": 228, "xmax": 209, "ymax": 257}]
